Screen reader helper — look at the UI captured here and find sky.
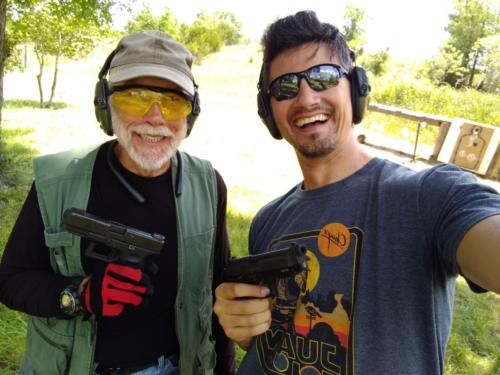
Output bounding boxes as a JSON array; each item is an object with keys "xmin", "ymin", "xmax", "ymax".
[{"xmin": 123, "ymin": 0, "xmax": 456, "ymax": 60}]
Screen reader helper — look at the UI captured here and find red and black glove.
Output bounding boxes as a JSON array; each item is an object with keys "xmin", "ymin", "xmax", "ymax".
[{"xmin": 83, "ymin": 262, "xmax": 155, "ymax": 318}]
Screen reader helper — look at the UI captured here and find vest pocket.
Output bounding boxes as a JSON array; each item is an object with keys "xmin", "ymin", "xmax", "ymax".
[
  {"xmin": 44, "ymin": 229, "xmax": 75, "ymax": 276},
  {"xmin": 20, "ymin": 317, "xmax": 74, "ymax": 374}
]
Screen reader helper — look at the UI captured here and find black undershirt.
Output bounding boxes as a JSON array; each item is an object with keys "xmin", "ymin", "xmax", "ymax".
[{"xmin": 0, "ymin": 141, "xmax": 234, "ymax": 372}]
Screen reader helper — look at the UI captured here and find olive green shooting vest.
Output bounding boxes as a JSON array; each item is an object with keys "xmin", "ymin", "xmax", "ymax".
[{"xmin": 20, "ymin": 145, "xmax": 217, "ymax": 375}]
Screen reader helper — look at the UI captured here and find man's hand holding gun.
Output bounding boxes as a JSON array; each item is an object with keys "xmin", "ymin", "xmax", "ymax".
[
  {"xmin": 60, "ymin": 208, "xmax": 163, "ymax": 318},
  {"xmin": 213, "ymin": 243, "xmax": 307, "ymax": 350}
]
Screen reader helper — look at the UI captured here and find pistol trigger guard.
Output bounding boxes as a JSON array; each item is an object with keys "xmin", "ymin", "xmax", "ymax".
[{"xmin": 84, "ymin": 242, "xmax": 118, "ymax": 263}]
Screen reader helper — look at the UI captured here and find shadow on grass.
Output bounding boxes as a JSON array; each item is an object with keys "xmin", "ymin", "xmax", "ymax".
[
  {"xmin": 3, "ymin": 98, "xmax": 70, "ymax": 110},
  {"xmin": 0, "ymin": 126, "xmax": 37, "ymax": 188}
]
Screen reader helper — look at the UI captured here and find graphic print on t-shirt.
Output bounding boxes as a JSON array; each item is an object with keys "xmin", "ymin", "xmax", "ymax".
[{"xmin": 256, "ymin": 222, "xmax": 363, "ymax": 375}]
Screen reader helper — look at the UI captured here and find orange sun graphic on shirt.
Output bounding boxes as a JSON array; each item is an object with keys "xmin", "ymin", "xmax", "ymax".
[{"xmin": 317, "ymin": 222, "xmax": 350, "ymax": 257}]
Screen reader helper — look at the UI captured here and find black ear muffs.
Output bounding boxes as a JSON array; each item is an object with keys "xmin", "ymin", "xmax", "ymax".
[
  {"xmin": 257, "ymin": 64, "xmax": 282, "ymax": 139},
  {"xmin": 186, "ymin": 86, "xmax": 200, "ymax": 136},
  {"xmin": 94, "ymin": 78, "xmax": 113, "ymax": 136},
  {"xmin": 94, "ymin": 50, "xmax": 200, "ymax": 137},
  {"xmin": 349, "ymin": 66, "xmax": 371, "ymax": 124},
  {"xmin": 94, "ymin": 51, "xmax": 116, "ymax": 136}
]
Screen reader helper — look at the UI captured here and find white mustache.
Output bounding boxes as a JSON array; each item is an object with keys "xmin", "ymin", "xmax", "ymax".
[{"xmin": 129, "ymin": 124, "xmax": 174, "ymax": 137}]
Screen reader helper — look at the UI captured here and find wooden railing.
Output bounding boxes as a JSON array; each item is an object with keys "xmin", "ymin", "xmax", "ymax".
[
  {"xmin": 367, "ymin": 102, "xmax": 453, "ymax": 162},
  {"xmin": 366, "ymin": 103, "xmax": 500, "ymax": 180}
]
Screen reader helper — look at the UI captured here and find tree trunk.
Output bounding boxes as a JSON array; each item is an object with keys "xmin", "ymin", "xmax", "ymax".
[
  {"xmin": 0, "ymin": 0, "xmax": 7, "ymax": 132},
  {"xmin": 35, "ymin": 49, "xmax": 45, "ymax": 108},
  {"xmin": 47, "ymin": 32, "xmax": 62, "ymax": 108},
  {"xmin": 468, "ymin": 48, "xmax": 480, "ymax": 87}
]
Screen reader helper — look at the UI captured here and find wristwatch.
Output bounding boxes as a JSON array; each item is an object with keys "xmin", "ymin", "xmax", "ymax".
[{"xmin": 59, "ymin": 278, "xmax": 87, "ymax": 317}]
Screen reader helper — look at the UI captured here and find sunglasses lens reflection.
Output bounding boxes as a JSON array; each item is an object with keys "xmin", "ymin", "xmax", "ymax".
[{"xmin": 269, "ymin": 64, "xmax": 345, "ymax": 101}]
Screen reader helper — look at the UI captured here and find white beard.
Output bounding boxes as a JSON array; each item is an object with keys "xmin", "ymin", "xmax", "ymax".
[{"xmin": 111, "ymin": 107, "xmax": 186, "ymax": 172}]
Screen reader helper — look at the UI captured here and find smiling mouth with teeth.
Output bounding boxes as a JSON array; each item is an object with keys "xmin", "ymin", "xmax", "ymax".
[
  {"xmin": 139, "ymin": 134, "xmax": 165, "ymax": 142},
  {"xmin": 296, "ymin": 114, "xmax": 328, "ymax": 128}
]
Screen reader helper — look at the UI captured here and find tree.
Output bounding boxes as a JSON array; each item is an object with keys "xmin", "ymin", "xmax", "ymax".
[
  {"xmin": 125, "ymin": 7, "xmax": 243, "ymax": 62},
  {"xmin": 8, "ymin": 0, "xmax": 120, "ymax": 108},
  {"xmin": 360, "ymin": 49, "xmax": 389, "ymax": 76},
  {"xmin": 210, "ymin": 11, "xmax": 243, "ymax": 46},
  {"xmin": 475, "ymin": 35, "xmax": 500, "ymax": 92},
  {"xmin": 421, "ymin": 43, "xmax": 468, "ymax": 86},
  {"xmin": 125, "ymin": 7, "xmax": 179, "ymax": 39},
  {"xmin": 179, "ymin": 11, "xmax": 243, "ymax": 60},
  {"xmin": 342, "ymin": 5, "xmax": 366, "ymax": 57},
  {"xmin": 446, "ymin": 0, "xmax": 500, "ymax": 87}
]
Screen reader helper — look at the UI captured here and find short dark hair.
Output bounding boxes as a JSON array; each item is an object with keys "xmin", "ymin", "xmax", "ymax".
[{"xmin": 260, "ymin": 10, "xmax": 353, "ymax": 86}]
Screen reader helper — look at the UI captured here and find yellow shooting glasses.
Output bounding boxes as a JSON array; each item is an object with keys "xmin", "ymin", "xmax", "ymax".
[{"xmin": 111, "ymin": 85, "xmax": 193, "ymax": 121}]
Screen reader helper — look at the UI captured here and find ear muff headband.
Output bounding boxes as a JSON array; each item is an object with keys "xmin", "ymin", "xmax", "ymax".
[
  {"xmin": 93, "ymin": 50, "xmax": 200, "ymax": 137},
  {"xmin": 94, "ymin": 51, "xmax": 116, "ymax": 136}
]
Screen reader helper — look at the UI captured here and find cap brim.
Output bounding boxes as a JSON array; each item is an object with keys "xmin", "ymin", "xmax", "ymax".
[{"xmin": 109, "ymin": 63, "xmax": 195, "ymax": 96}]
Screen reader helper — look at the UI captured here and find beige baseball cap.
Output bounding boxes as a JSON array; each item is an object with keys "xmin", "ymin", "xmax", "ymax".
[{"xmin": 109, "ymin": 30, "xmax": 195, "ymax": 96}]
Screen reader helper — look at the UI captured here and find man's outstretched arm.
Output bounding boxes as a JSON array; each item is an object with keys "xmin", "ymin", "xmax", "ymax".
[{"xmin": 457, "ymin": 215, "xmax": 500, "ymax": 294}]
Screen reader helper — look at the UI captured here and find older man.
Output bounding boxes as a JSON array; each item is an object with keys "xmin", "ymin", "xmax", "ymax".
[{"xmin": 0, "ymin": 30, "xmax": 234, "ymax": 375}]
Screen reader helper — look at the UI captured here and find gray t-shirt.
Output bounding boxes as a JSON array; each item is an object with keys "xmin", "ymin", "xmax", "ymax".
[{"xmin": 237, "ymin": 158, "xmax": 500, "ymax": 375}]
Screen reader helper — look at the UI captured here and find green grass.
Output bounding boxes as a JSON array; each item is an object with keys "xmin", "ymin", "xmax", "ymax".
[
  {"xmin": 0, "ymin": 43, "xmax": 499, "ymax": 374},
  {"xmin": 0, "ymin": 126, "xmax": 34, "ymax": 373},
  {"xmin": 446, "ymin": 281, "xmax": 500, "ymax": 374}
]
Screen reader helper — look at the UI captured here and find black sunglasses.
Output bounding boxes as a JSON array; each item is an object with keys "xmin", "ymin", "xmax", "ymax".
[{"xmin": 267, "ymin": 64, "xmax": 349, "ymax": 101}]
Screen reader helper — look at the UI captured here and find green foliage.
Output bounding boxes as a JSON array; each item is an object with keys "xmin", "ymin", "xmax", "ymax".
[
  {"xmin": 180, "ymin": 11, "xmax": 243, "ymax": 61},
  {"xmin": 8, "ymin": 0, "xmax": 118, "ymax": 59},
  {"xmin": 445, "ymin": 0, "xmax": 500, "ymax": 86},
  {"xmin": 2, "ymin": 38, "xmax": 24, "ymax": 73},
  {"xmin": 124, "ymin": 7, "xmax": 243, "ymax": 62},
  {"xmin": 181, "ymin": 12, "xmax": 224, "ymax": 61},
  {"xmin": 371, "ymin": 74, "xmax": 500, "ymax": 126},
  {"xmin": 125, "ymin": 7, "xmax": 179, "ymax": 39},
  {"xmin": 6, "ymin": 0, "xmax": 121, "ymax": 107},
  {"xmin": 420, "ymin": 43, "xmax": 469, "ymax": 86},
  {"xmin": 476, "ymin": 35, "xmax": 500, "ymax": 92},
  {"xmin": 342, "ymin": 5, "xmax": 366, "ymax": 57},
  {"xmin": 359, "ymin": 49, "xmax": 389, "ymax": 76}
]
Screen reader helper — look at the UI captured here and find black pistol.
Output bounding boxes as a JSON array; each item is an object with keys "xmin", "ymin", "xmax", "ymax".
[
  {"xmin": 61, "ymin": 207, "xmax": 164, "ymax": 265},
  {"xmin": 224, "ymin": 243, "xmax": 308, "ymax": 297}
]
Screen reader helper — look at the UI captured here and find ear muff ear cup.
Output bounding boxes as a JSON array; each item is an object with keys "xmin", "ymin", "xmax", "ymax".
[
  {"xmin": 94, "ymin": 78, "xmax": 113, "ymax": 136},
  {"xmin": 257, "ymin": 87, "xmax": 282, "ymax": 139},
  {"xmin": 94, "ymin": 51, "xmax": 116, "ymax": 136},
  {"xmin": 350, "ymin": 66, "xmax": 371, "ymax": 124},
  {"xmin": 186, "ymin": 87, "xmax": 200, "ymax": 137}
]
